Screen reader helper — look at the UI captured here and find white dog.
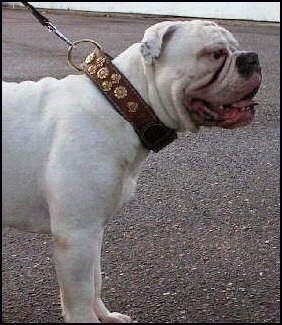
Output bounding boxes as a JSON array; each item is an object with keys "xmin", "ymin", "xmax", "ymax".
[{"xmin": 3, "ymin": 20, "xmax": 261, "ymax": 323}]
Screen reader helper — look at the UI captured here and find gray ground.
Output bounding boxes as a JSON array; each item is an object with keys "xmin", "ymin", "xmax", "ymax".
[{"xmin": 2, "ymin": 7, "xmax": 280, "ymax": 323}]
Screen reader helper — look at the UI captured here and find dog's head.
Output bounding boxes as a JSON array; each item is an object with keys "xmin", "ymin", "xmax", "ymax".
[{"xmin": 140, "ymin": 20, "xmax": 262, "ymax": 131}]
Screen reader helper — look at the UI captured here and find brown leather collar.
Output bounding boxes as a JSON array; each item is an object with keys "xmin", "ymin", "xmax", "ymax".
[{"xmin": 81, "ymin": 50, "xmax": 177, "ymax": 152}]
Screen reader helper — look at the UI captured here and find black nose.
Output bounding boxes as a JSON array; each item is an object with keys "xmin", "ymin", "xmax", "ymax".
[{"xmin": 236, "ymin": 51, "xmax": 261, "ymax": 78}]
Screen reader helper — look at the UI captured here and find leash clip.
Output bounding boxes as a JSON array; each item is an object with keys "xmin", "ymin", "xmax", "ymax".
[
  {"xmin": 67, "ymin": 39, "xmax": 103, "ymax": 72},
  {"xmin": 47, "ymin": 21, "xmax": 74, "ymax": 47}
]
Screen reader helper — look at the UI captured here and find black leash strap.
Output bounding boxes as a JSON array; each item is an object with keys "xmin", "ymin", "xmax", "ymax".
[{"xmin": 21, "ymin": 1, "xmax": 74, "ymax": 46}]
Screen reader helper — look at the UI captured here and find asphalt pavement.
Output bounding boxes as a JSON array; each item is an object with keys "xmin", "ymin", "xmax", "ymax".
[{"xmin": 2, "ymin": 7, "xmax": 280, "ymax": 323}]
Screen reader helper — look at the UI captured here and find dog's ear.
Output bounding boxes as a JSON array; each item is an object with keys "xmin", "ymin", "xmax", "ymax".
[{"xmin": 140, "ymin": 21, "xmax": 182, "ymax": 64}]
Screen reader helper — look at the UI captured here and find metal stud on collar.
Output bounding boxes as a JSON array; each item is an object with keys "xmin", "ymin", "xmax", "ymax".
[{"xmin": 67, "ymin": 39, "xmax": 103, "ymax": 72}]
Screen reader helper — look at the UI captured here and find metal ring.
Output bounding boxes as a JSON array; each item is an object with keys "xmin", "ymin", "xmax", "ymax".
[{"xmin": 67, "ymin": 39, "xmax": 103, "ymax": 72}]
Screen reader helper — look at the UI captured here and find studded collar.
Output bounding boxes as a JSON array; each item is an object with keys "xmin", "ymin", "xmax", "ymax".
[{"xmin": 81, "ymin": 50, "xmax": 177, "ymax": 152}]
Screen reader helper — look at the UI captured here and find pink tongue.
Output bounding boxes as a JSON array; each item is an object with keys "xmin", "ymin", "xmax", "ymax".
[
  {"xmin": 218, "ymin": 105, "xmax": 255, "ymax": 128},
  {"xmin": 223, "ymin": 108, "xmax": 240, "ymax": 119}
]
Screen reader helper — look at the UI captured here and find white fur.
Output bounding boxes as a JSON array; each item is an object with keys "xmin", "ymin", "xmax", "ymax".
[{"xmin": 3, "ymin": 20, "xmax": 244, "ymax": 323}]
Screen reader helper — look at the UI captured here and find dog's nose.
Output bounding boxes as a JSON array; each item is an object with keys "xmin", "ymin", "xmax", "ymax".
[{"xmin": 236, "ymin": 51, "xmax": 261, "ymax": 78}]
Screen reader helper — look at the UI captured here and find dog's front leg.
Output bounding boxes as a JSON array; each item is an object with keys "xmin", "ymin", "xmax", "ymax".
[
  {"xmin": 53, "ymin": 230, "xmax": 101, "ymax": 323},
  {"xmin": 93, "ymin": 230, "xmax": 132, "ymax": 323}
]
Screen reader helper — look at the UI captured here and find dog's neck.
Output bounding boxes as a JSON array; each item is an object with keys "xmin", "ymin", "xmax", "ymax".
[{"xmin": 113, "ymin": 43, "xmax": 178, "ymax": 130}]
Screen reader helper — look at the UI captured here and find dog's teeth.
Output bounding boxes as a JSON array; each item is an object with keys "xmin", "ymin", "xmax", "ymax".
[{"xmin": 241, "ymin": 107, "xmax": 251, "ymax": 112}]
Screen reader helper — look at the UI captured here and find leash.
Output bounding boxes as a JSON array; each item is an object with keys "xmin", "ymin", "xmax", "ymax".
[
  {"xmin": 21, "ymin": 1, "xmax": 74, "ymax": 47},
  {"xmin": 21, "ymin": 2, "xmax": 103, "ymax": 70},
  {"xmin": 20, "ymin": 2, "xmax": 177, "ymax": 152}
]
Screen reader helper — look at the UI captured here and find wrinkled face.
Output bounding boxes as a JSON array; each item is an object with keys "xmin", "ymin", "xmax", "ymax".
[{"xmin": 141, "ymin": 20, "xmax": 262, "ymax": 131}]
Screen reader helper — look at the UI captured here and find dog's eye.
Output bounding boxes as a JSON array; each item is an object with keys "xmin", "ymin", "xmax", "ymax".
[{"xmin": 212, "ymin": 49, "xmax": 226, "ymax": 60}]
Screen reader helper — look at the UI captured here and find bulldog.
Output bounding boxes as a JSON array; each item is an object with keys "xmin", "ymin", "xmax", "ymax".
[{"xmin": 2, "ymin": 20, "xmax": 261, "ymax": 323}]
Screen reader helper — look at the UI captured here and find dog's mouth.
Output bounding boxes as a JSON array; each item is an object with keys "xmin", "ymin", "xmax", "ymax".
[{"xmin": 185, "ymin": 87, "xmax": 259, "ymax": 129}]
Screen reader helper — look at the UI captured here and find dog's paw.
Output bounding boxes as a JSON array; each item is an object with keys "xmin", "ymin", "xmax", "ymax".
[{"xmin": 100, "ymin": 312, "xmax": 132, "ymax": 323}]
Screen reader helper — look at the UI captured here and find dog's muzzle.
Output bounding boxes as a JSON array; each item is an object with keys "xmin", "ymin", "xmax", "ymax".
[{"xmin": 185, "ymin": 50, "xmax": 262, "ymax": 130}]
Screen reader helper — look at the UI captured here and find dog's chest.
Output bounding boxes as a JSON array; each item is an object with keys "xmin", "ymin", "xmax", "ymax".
[{"xmin": 118, "ymin": 148, "xmax": 148, "ymax": 210}]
